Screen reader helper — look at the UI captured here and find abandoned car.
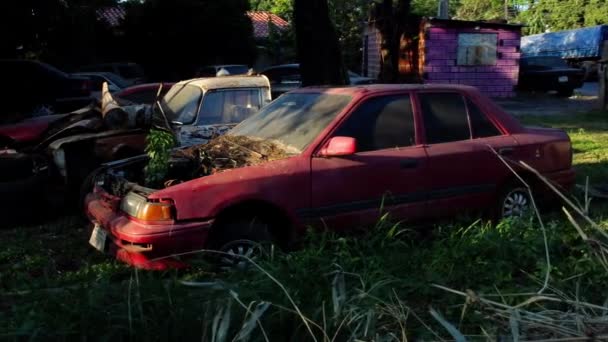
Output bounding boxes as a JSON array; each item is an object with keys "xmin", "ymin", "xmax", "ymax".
[
  {"xmin": 84, "ymin": 84, "xmax": 575, "ymax": 270},
  {"xmin": 0, "ymin": 75, "xmax": 271, "ymax": 206}
]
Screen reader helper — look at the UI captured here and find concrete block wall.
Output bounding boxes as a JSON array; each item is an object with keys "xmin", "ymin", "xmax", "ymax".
[{"xmin": 423, "ymin": 27, "xmax": 521, "ymax": 98}]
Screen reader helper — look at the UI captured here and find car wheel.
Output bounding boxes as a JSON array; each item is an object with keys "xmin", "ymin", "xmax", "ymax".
[
  {"xmin": 556, "ymin": 88, "xmax": 574, "ymax": 97},
  {"xmin": 499, "ymin": 186, "xmax": 532, "ymax": 219},
  {"xmin": 209, "ymin": 218, "xmax": 274, "ymax": 271}
]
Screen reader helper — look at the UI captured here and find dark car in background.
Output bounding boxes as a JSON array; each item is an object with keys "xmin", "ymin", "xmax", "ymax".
[
  {"xmin": 77, "ymin": 62, "xmax": 146, "ymax": 86},
  {"xmin": 518, "ymin": 56, "xmax": 585, "ymax": 97},
  {"xmin": 114, "ymin": 82, "xmax": 175, "ymax": 105},
  {"xmin": 195, "ymin": 64, "xmax": 250, "ymax": 77},
  {"xmin": 73, "ymin": 72, "xmax": 130, "ymax": 99},
  {"xmin": 261, "ymin": 63, "xmax": 376, "ymax": 99},
  {"xmin": 2, "ymin": 59, "xmax": 93, "ymax": 124}
]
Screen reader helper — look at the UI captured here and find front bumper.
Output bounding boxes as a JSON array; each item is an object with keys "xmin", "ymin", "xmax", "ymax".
[{"xmin": 85, "ymin": 189, "xmax": 214, "ymax": 270}]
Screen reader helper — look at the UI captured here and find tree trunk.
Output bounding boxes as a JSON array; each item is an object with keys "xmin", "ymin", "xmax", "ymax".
[
  {"xmin": 372, "ymin": 0, "xmax": 415, "ymax": 83},
  {"xmin": 294, "ymin": 0, "xmax": 349, "ymax": 86}
]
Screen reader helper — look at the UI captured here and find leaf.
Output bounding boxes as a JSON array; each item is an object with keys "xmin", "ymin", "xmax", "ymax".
[
  {"xmin": 234, "ymin": 301, "xmax": 270, "ymax": 342},
  {"xmin": 429, "ymin": 307, "xmax": 466, "ymax": 342}
]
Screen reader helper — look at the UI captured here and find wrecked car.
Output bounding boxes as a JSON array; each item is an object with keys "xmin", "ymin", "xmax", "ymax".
[
  {"xmin": 84, "ymin": 84, "xmax": 575, "ymax": 270},
  {"xmin": 0, "ymin": 75, "xmax": 271, "ymax": 207}
]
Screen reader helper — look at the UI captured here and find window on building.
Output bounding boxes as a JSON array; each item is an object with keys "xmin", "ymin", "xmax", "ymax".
[
  {"xmin": 334, "ymin": 94, "xmax": 415, "ymax": 152},
  {"xmin": 457, "ymin": 33, "xmax": 498, "ymax": 66}
]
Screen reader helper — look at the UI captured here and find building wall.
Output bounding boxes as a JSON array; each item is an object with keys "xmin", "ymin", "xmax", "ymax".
[{"xmin": 423, "ymin": 26, "xmax": 521, "ymax": 98}]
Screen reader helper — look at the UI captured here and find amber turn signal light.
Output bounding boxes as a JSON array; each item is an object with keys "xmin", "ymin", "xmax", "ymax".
[{"xmin": 135, "ymin": 200, "xmax": 175, "ymax": 222}]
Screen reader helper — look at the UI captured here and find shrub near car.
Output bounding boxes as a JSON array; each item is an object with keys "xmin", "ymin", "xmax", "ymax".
[{"xmin": 85, "ymin": 84, "xmax": 575, "ymax": 270}]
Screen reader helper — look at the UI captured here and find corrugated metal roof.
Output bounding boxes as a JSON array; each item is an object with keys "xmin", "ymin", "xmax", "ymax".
[
  {"xmin": 96, "ymin": 6, "xmax": 126, "ymax": 27},
  {"xmin": 247, "ymin": 11, "xmax": 290, "ymax": 39},
  {"xmin": 96, "ymin": 7, "xmax": 289, "ymax": 40}
]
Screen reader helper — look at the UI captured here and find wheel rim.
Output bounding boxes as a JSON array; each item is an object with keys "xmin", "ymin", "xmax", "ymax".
[
  {"xmin": 502, "ymin": 189, "xmax": 530, "ymax": 218},
  {"xmin": 218, "ymin": 239, "xmax": 262, "ymax": 271}
]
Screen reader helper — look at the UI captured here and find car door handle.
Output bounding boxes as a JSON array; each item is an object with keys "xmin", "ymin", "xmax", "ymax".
[
  {"xmin": 498, "ymin": 147, "xmax": 514, "ymax": 156},
  {"xmin": 400, "ymin": 159, "xmax": 419, "ymax": 169}
]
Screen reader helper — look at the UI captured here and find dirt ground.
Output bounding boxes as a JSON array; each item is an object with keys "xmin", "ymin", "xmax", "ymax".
[{"xmin": 495, "ymin": 82, "xmax": 601, "ymax": 116}]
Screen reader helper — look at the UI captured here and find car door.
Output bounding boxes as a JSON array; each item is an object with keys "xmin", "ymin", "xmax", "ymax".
[
  {"xmin": 177, "ymin": 88, "xmax": 263, "ymax": 146},
  {"xmin": 417, "ymin": 91, "xmax": 518, "ymax": 218},
  {"xmin": 308, "ymin": 92, "xmax": 429, "ymax": 230}
]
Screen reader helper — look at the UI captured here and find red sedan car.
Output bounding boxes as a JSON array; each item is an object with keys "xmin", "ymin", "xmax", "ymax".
[{"xmin": 85, "ymin": 84, "xmax": 574, "ymax": 270}]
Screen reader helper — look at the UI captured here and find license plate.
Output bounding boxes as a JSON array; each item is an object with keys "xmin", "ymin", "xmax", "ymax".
[
  {"xmin": 558, "ymin": 76, "xmax": 568, "ymax": 82},
  {"xmin": 89, "ymin": 224, "xmax": 107, "ymax": 252}
]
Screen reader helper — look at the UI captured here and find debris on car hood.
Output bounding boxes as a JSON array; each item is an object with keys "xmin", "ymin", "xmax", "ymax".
[
  {"xmin": 100, "ymin": 135, "xmax": 295, "ymax": 194},
  {"xmin": 175, "ymin": 135, "xmax": 294, "ymax": 176}
]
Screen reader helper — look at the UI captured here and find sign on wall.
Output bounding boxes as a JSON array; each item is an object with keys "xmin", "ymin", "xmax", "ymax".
[{"xmin": 457, "ymin": 33, "xmax": 498, "ymax": 66}]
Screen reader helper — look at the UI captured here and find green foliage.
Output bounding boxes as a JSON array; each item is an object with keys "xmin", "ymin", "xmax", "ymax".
[
  {"xmin": 144, "ymin": 129, "xmax": 176, "ymax": 187},
  {"xmin": 454, "ymin": 0, "xmax": 505, "ymax": 21},
  {"xmin": 122, "ymin": 0, "xmax": 256, "ymax": 80},
  {"xmin": 250, "ymin": 0, "xmax": 293, "ymax": 20},
  {"xmin": 517, "ymin": 0, "xmax": 608, "ymax": 34}
]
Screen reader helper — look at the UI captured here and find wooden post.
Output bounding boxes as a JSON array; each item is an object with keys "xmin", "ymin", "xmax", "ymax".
[{"xmin": 600, "ymin": 41, "xmax": 608, "ymax": 111}]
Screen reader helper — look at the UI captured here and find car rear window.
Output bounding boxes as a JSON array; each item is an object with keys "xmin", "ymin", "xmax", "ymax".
[
  {"xmin": 197, "ymin": 89, "xmax": 262, "ymax": 125},
  {"xmin": 466, "ymin": 99, "xmax": 501, "ymax": 138},
  {"xmin": 334, "ymin": 94, "xmax": 415, "ymax": 151}
]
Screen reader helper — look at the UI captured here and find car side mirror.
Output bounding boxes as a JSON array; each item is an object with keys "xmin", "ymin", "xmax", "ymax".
[{"xmin": 319, "ymin": 136, "xmax": 356, "ymax": 157}]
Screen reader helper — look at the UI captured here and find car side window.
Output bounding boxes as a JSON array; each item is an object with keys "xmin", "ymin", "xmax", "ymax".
[
  {"xmin": 466, "ymin": 99, "xmax": 502, "ymax": 138},
  {"xmin": 419, "ymin": 93, "xmax": 470, "ymax": 144},
  {"xmin": 334, "ymin": 94, "xmax": 415, "ymax": 152},
  {"xmin": 197, "ymin": 89, "xmax": 262, "ymax": 125}
]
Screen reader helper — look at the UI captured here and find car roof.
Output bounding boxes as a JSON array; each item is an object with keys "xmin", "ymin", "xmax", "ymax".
[
  {"xmin": 175, "ymin": 75, "xmax": 270, "ymax": 90},
  {"xmin": 290, "ymin": 83, "xmax": 480, "ymax": 95},
  {"xmin": 261, "ymin": 63, "xmax": 299, "ymax": 72},
  {"xmin": 74, "ymin": 71, "xmax": 114, "ymax": 77}
]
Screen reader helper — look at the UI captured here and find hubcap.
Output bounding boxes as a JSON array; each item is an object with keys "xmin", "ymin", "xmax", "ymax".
[
  {"xmin": 502, "ymin": 189, "xmax": 530, "ymax": 218},
  {"xmin": 219, "ymin": 240, "xmax": 262, "ymax": 271}
]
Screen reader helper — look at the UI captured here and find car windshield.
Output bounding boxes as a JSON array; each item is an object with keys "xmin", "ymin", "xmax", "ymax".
[
  {"xmin": 224, "ymin": 65, "xmax": 249, "ymax": 75},
  {"xmin": 158, "ymin": 84, "xmax": 202, "ymax": 125},
  {"xmin": 523, "ymin": 57, "xmax": 569, "ymax": 68},
  {"xmin": 229, "ymin": 92, "xmax": 352, "ymax": 152}
]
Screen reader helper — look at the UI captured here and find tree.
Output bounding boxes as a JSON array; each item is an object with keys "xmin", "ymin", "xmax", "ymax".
[
  {"xmin": 294, "ymin": 0, "xmax": 349, "ymax": 86},
  {"xmin": 517, "ymin": 0, "xmax": 608, "ymax": 34},
  {"xmin": 454, "ymin": 0, "xmax": 505, "ymax": 21},
  {"xmin": 370, "ymin": 0, "xmax": 420, "ymax": 83},
  {"xmin": 250, "ymin": 0, "xmax": 293, "ymax": 20},
  {"xmin": 122, "ymin": 0, "xmax": 256, "ymax": 81},
  {"xmin": 0, "ymin": 0, "xmax": 117, "ymax": 68}
]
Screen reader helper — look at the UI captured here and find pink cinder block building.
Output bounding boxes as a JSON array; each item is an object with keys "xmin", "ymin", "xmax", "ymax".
[{"xmin": 363, "ymin": 18, "xmax": 523, "ymax": 98}]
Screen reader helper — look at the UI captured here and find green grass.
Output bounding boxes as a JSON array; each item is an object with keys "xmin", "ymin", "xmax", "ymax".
[
  {"xmin": 2, "ymin": 110, "xmax": 608, "ymax": 340},
  {"xmin": 520, "ymin": 110, "xmax": 608, "ymax": 184}
]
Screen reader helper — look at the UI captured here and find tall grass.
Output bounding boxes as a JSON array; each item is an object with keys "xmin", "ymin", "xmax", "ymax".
[{"xmin": 3, "ymin": 210, "xmax": 608, "ymax": 340}]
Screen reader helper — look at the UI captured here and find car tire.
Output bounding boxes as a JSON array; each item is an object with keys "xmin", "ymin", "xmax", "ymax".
[
  {"xmin": 556, "ymin": 88, "xmax": 574, "ymax": 97},
  {"xmin": 208, "ymin": 217, "xmax": 274, "ymax": 271},
  {"xmin": 497, "ymin": 183, "xmax": 533, "ymax": 220}
]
